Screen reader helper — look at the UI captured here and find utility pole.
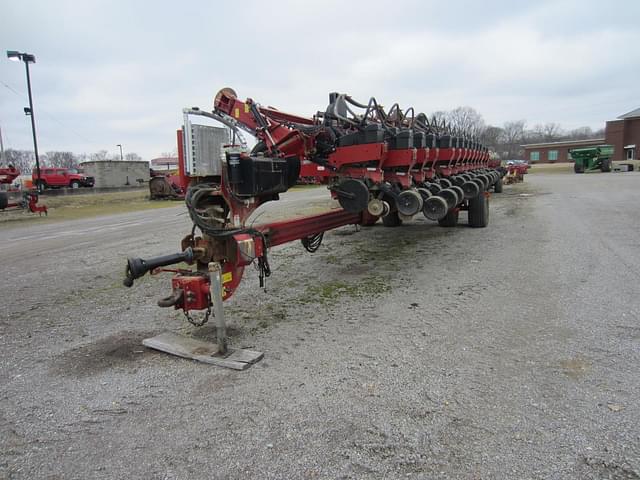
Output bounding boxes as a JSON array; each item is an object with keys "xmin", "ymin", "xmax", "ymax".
[
  {"xmin": 7, "ymin": 51, "xmax": 41, "ymax": 191},
  {"xmin": 0, "ymin": 123, "xmax": 5, "ymax": 164}
]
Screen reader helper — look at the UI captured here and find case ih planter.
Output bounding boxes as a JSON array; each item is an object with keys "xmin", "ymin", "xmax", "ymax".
[{"xmin": 124, "ymin": 88, "xmax": 505, "ymax": 368}]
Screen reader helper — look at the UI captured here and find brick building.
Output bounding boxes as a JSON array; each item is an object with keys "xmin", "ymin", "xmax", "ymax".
[
  {"xmin": 604, "ymin": 108, "xmax": 640, "ymax": 161},
  {"xmin": 151, "ymin": 156, "xmax": 179, "ymax": 171},
  {"xmin": 521, "ymin": 138, "xmax": 604, "ymax": 164}
]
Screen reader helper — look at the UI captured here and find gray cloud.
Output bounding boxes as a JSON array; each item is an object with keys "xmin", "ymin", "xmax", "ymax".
[{"xmin": 1, "ymin": 0, "xmax": 638, "ymax": 159}]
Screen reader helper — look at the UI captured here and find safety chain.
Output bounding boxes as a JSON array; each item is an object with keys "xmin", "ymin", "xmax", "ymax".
[
  {"xmin": 257, "ymin": 255, "xmax": 271, "ymax": 290},
  {"xmin": 184, "ymin": 305, "xmax": 211, "ymax": 327}
]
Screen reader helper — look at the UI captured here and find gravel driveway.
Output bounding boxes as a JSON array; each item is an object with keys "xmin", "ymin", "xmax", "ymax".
[{"xmin": 1, "ymin": 173, "xmax": 639, "ymax": 479}]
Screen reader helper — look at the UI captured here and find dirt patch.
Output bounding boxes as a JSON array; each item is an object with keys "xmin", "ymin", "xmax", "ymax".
[
  {"xmin": 50, "ymin": 330, "xmax": 160, "ymax": 377},
  {"xmin": 186, "ymin": 323, "xmax": 244, "ymax": 341},
  {"xmin": 560, "ymin": 355, "xmax": 591, "ymax": 379},
  {"xmin": 582, "ymin": 455, "xmax": 640, "ymax": 480}
]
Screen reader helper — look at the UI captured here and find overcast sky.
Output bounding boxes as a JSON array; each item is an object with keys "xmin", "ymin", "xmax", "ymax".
[{"xmin": 1, "ymin": 0, "xmax": 639, "ymax": 160}]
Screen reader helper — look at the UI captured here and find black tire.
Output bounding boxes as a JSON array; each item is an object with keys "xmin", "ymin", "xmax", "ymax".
[
  {"xmin": 451, "ymin": 176, "xmax": 465, "ymax": 187},
  {"xmin": 397, "ymin": 190, "xmax": 423, "ymax": 216},
  {"xmin": 438, "ymin": 188, "xmax": 458, "ymax": 209},
  {"xmin": 70, "ymin": 180, "xmax": 80, "ymax": 189},
  {"xmin": 449, "ymin": 185, "xmax": 465, "ymax": 204},
  {"xmin": 382, "ymin": 210, "xmax": 402, "ymax": 227},
  {"xmin": 35, "ymin": 180, "xmax": 47, "ymax": 191},
  {"xmin": 462, "ymin": 181, "xmax": 480, "ymax": 199},
  {"xmin": 468, "ymin": 193, "xmax": 489, "ymax": 228},
  {"xmin": 423, "ymin": 195, "xmax": 449, "ymax": 221},
  {"xmin": 0, "ymin": 192, "xmax": 8, "ymax": 210},
  {"xmin": 336, "ymin": 178, "xmax": 369, "ymax": 213},
  {"xmin": 438, "ymin": 178, "xmax": 452, "ymax": 189},
  {"xmin": 472, "ymin": 178, "xmax": 485, "ymax": 192},
  {"xmin": 493, "ymin": 177, "xmax": 503, "ymax": 193},
  {"xmin": 417, "ymin": 187, "xmax": 432, "ymax": 201},
  {"xmin": 600, "ymin": 159, "xmax": 611, "ymax": 172},
  {"xmin": 438, "ymin": 208, "xmax": 459, "ymax": 227},
  {"xmin": 425, "ymin": 182, "xmax": 442, "ymax": 195},
  {"xmin": 574, "ymin": 163, "xmax": 584, "ymax": 174}
]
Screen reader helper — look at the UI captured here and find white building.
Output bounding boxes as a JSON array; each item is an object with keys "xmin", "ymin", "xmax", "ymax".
[{"xmin": 80, "ymin": 160, "xmax": 150, "ymax": 188}]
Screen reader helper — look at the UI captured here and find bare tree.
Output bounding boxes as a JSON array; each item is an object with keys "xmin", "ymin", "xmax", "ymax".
[
  {"xmin": 542, "ymin": 122, "xmax": 563, "ymax": 141},
  {"xmin": 125, "ymin": 152, "xmax": 143, "ymax": 161},
  {"xmin": 430, "ymin": 111, "xmax": 448, "ymax": 132},
  {"xmin": 500, "ymin": 120, "xmax": 526, "ymax": 159},
  {"xmin": 2, "ymin": 149, "xmax": 34, "ymax": 172},
  {"xmin": 566, "ymin": 126, "xmax": 595, "ymax": 140},
  {"xmin": 90, "ymin": 150, "xmax": 112, "ymax": 161},
  {"xmin": 159, "ymin": 148, "xmax": 178, "ymax": 158},
  {"xmin": 482, "ymin": 125, "xmax": 504, "ymax": 155},
  {"xmin": 45, "ymin": 151, "xmax": 77, "ymax": 168},
  {"xmin": 447, "ymin": 106, "xmax": 485, "ymax": 138}
]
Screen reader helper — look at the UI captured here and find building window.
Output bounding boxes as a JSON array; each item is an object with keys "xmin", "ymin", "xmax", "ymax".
[
  {"xmin": 548, "ymin": 150, "xmax": 558, "ymax": 161},
  {"xmin": 530, "ymin": 151, "xmax": 540, "ymax": 162}
]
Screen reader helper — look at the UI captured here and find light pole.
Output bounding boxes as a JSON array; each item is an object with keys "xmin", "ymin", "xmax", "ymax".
[
  {"xmin": 7, "ymin": 50, "xmax": 41, "ymax": 192},
  {"xmin": 0, "ymin": 123, "xmax": 5, "ymax": 164},
  {"xmin": 117, "ymin": 144, "xmax": 123, "ymax": 161}
]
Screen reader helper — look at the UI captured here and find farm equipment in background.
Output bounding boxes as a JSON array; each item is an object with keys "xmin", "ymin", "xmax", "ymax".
[
  {"xmin": 149, "ymin": 169, "xmax": 186, "ymax": 200},
  {"xmin": 570, "ymin": 145, "xmax": 613, "ymax": 173},
  {"xmin": 123, "ymin": 88, "xmax": 506, "ymax": 368},
  {"xmin": 503, "ymin": 161, "xmax": 529, "ymax": 184},
  {"xmin": 0, "ymin": 165, "xmax": 47, "ymax": 215}
]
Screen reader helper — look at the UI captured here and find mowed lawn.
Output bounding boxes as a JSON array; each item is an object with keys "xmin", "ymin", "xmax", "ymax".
[
  {"xmin": 528, "ymin": 163, "xmax": 573, "ymax": 174},
  {"xmin": 1, "ymin": 189, "xmax": 180, "ymax": 225}
]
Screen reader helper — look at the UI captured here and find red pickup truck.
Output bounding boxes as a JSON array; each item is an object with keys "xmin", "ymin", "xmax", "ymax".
[{"xmin": 32, "ymin": 167, "xmax": 95, "ymax": 189}]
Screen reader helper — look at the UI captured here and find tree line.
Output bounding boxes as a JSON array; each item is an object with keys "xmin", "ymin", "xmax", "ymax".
[
  {"xmin": 1, "ymin": 108, "xmax": 604, "ymax": 172},
  {"xmin": 435, "ymin": 106, "xmax": 604, "ymax": 160},
  {"xmin": 0, "ymin": 149, "xmax": 143, "ymax": 173}
]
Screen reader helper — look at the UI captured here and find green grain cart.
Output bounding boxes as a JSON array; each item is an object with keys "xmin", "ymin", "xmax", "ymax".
[{"xmin": 570, "ymin": 145, "xmax": 614, "ymax": 173}]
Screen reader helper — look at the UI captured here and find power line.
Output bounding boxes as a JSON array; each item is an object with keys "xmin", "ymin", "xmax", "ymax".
[
  {"xmin": 1, "ymin": 78, "xmax": 99, "ymax": 146},
  {"xmin": 0, "ymin": 80, "xmax": 22, "ymax": 96}
]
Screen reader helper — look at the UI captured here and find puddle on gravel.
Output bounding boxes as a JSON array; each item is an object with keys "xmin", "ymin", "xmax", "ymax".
[
  {"xmin": 560, "ymin": 355, "xmax": 591, "ymax": 379},
  {"xmin": 50, "ymin": 330, "xmax": 159, "ymax": 377}
]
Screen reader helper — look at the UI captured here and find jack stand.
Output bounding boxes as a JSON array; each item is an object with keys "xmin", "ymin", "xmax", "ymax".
[{"xmin": 142, "ymin": 262, "xmax": 264, "ymax": 370}]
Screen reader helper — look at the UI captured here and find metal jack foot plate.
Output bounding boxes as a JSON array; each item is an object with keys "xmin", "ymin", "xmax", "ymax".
[{"xmin": 143, "ymin": 332, "xmax": 264, "ymax": 370}]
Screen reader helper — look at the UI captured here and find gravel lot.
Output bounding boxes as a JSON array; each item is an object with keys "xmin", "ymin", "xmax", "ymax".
[{"xmin": 1, "ymin": 173, "xmax": 639, "ymax": 479}]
